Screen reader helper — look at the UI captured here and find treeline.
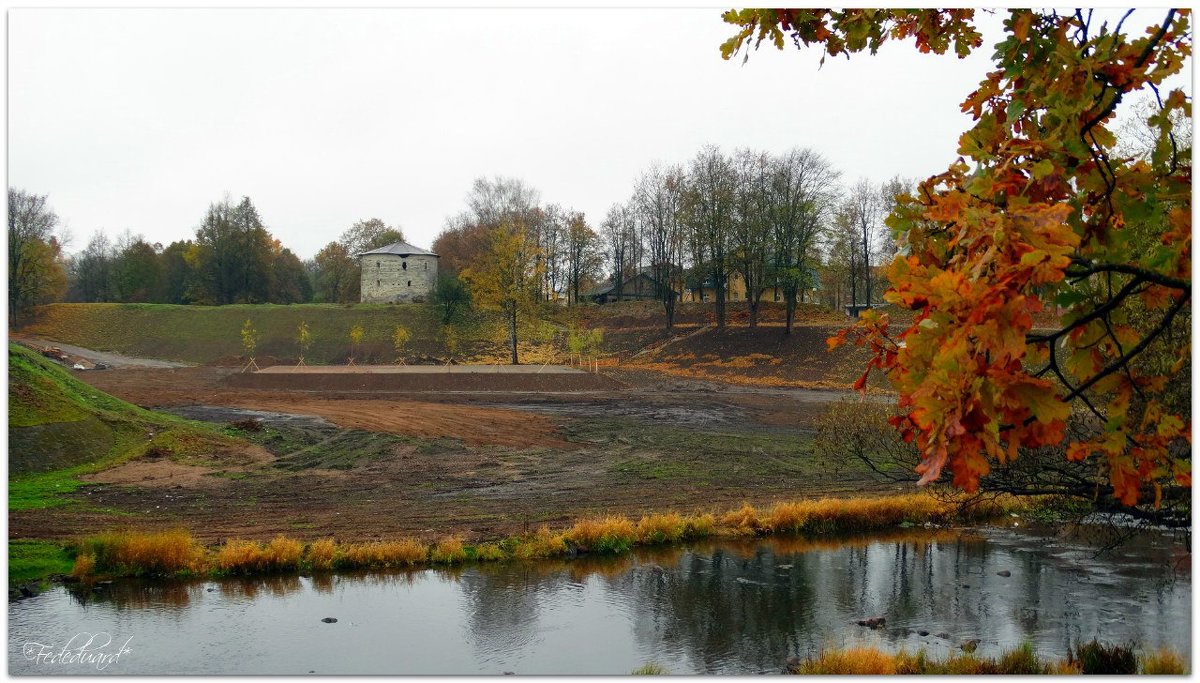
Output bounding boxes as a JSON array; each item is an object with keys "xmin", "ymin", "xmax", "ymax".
[
  {"xmin": 68, "ymin": 196, "xmax": 311, "ymax": 306},
  {"xmin": 10, "ymin": 142, "xmax": 904, "ymax": 326},
  {"xmin": 599, "ymin": 144, "xmax": 905, "ymax": 332},
  {"xmin": 431, "ymin": 146, "xmax": 906, "ymax": 335},
  {"xmin": 6, "ymin": 189, "xmax": 417, "ymax": 317}
]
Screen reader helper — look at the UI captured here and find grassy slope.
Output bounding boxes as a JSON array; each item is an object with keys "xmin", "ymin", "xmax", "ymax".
[
  {"xmin": 18, "ymin": 303, "xmax": 503, "ymax": 365},
  {"xmin": 8, "ymin": 343, "xmax": 243, "ymax": 510}
]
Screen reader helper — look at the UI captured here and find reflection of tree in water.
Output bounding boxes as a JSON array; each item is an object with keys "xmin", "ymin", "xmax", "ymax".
[
  {"xmin": 457, "ymin": 554, "xmax": 647, "ymax": 661},
  {"xmin": 609, "ymin": 531, "xmax": 1050, "ymax": 673},
  {"xmin": 610, "ymin": 542, "xmax": 819, "ymax": 673},
  {"xmin": 68, "ymin": 578, "xmax": 200, "ymax": 613},
  {"xmin": 457, "ymin": 561, "xmax": 569, "ymax": 658}
]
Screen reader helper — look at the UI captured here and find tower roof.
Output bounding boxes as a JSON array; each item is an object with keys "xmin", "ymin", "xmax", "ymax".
[{"xmin": 358, "ymin": 241, "xmax": 438, "ymax": 257}]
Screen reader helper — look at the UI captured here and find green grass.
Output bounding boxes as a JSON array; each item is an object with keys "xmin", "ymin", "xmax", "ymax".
[
  {"xmin": 9, "ymin": 540, "xmax": 75, "ymax": 585},
  {"xmin": 19, "ymin": 302, "xmax": 498, "ymax": 365},
  {"xmin": 8, "ymin": 343, "xmax": 246, "ymax": 508}
]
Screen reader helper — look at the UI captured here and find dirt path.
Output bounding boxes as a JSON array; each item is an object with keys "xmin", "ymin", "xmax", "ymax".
[{"xmin": 10, "ymin": 335, "xmax": 189, "ymax": 369}]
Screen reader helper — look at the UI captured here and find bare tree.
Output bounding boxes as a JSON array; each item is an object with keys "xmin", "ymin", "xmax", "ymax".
[
  {"xmin": 685, "ymin": 145, "xmax": 736, "ymax": 328},
  {"xmin": 770, "ymin": 148, "xmax": 840, "ymax": 332},
  {"xmin": 466, "ymin": 176, "xmax": 540, "ymax": 229},
  {"xmin": 564, "ymin": 210, "xmax": 602, "ymax": 305},
  {"xmin": 634, "ymin": 162, "xmax": 687, "ymax": 328},
  {"xmin": 601, "ymin": 202, "xmax": 637, "ymax": 301},
  {"xmin": 731, "ymin": 148, "xmax": 773, "ymax": 328}
]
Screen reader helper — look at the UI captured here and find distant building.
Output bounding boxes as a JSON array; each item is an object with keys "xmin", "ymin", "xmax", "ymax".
[
  {"xmin": 585, "ymin": 268, "xmax": 678, "ymax": 304},
  {"xmin": 359, "ymin": 241, "xmax": 439, "ymax": 303}
]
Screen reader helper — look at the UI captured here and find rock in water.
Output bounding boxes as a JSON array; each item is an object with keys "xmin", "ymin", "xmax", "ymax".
[
  {"xmin": 961, "ymin": 639, "xmax": 980, "ymax": 653},
  {"xmin": 321, "ymin": 617, "xmax": 338, "ymax": 624},
  {"xmin": 996, "ymin": 570, "xmax": 1012, "ymax": 577}
]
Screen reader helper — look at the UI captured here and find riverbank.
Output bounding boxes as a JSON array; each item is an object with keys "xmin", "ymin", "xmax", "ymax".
[{"xmin": 33, "ymin": 492, "xmax": 1021, "ymax": 585}]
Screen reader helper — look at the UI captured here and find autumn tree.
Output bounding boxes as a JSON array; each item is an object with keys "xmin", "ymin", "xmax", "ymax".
[
  {"xmin": 9, "ymin": 188, "xmax": 68, "ymax": 318},
  {"xmin": 296, "ymin": 321, "xmax": 312, "ymax": 366},
  {"xmin": 312, "ymin": 242, "xmax": 358, "ymax": 303},
  {"xmin": 347, "ymin": 323, "xmax": 365, "ymax": 366},
  {"xmin": 461, "ymin": 221, "xmax": 545, "ymax": 365},
  {"xmin": 392, "ymin": 325, "xmax": 411, "ymax": 364},
  {"xmin": 563, "ymin": 211, "xmax": 602, "ymax": 306},
  {"xmin": 724, "ymin": 9, "xmax": 1192, "ymax": 520}
]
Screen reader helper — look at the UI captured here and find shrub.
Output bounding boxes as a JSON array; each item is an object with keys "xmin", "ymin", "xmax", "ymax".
[
  {"xmin": 631, "ymin": 662, "xmax": 666, "ymax": 675},
  {"xmin": 996, "ymin": 642, "xmax": 1048, "ymax": 674},
  {"xmin": 1074, "ymin": 639, "xmax": 1137, "ymax": 674},
  {"xmin": 305, "ymin": 538, "xmax": 337, "ymax": 571}
]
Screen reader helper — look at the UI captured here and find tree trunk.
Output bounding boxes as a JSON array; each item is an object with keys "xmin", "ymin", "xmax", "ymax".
[
  {"xmin": 714, "ymin": 269, "xmax": 726, "ymax": 330},
  {"xmin": 509, "ymin": 309, "xmax": 519, "ymax": 365},
  {"xmin": 785, "ymin": 290, "xmax": 797, "ymax": 334}
]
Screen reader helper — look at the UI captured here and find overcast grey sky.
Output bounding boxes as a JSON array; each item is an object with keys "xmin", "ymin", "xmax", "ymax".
[{"xmin": 7, "ymin": 8, "xmax": 1180, "ymax": 259}]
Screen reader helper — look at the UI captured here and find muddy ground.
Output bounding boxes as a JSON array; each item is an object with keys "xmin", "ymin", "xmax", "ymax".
[{"xmin": 10, "ymin": 356, "xmax": 904, "ymax": 545}]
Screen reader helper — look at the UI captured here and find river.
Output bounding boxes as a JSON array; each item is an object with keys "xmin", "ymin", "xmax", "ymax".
[{"xmin": 8, "ymin": 525, "xmax": 1189, "ymax": 675}]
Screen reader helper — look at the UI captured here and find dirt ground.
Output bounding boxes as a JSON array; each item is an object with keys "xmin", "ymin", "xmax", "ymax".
[{"xmin": 10, "ymin": 346, "xmax": 901, "ymax": 546}]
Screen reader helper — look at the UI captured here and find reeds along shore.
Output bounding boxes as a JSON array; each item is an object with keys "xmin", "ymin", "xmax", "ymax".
[
  {"xmin": 790, "ymin": 642, "xmax": 1187, "ymax": 675},
  {"xmin": 68, "ymin": 492, "xmax": 1022, "ymax": 579}
]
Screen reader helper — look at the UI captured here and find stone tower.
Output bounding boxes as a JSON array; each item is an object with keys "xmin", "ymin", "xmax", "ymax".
[{"xmin": 358, "ymin": 241, "xmax": 439, "ymax": 303}]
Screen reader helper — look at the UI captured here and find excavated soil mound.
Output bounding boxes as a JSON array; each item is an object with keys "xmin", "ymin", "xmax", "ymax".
[{"xmin": 223, "ymin": 365, "xmax": 625, "ymax": 392}]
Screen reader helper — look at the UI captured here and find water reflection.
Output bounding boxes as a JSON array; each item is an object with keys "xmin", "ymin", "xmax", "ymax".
[{"xmin": 12, "ymin": 526, "xmax": 1189, "ymax": 675}]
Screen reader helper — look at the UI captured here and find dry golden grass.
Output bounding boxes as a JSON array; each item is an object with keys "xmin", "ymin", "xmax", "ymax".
[
  {"xmin": 80, "ymin": 529, "xmax": 206, "ymax": 576},
  {"xmin": 513, "ymin": 526, "xmax": 568, "ymax": 559},
  {"xmin": 215, "ymin": 539, "xmax": 268, "ymax": 574},
  {"xmin": 636, "ymin": 513, "xmax": 687, "ymax": 544},
  {"xmin": 791, "ymin": 643, "xmax": 1170, "ymax": 675},
  {"xmin": 720, "ymin": 503, "xmax": 765, "ymax": 535},
  {"xmin": 1140, "ymin": 647, "xmax": 1187, "ymax": 674},
  {"xmin": 683, "ymin": 512, "xmax": 717, "ymax": 538},
  {"xmin": 795, "ymin": 647, "xmax": 899, "ymax": 674},
  {"xmin": 70, "ymin": 492, "xmax": 1023, "ymax": 579},
  {"xmin": 566, "ymin": 516, "xmax": 639, "ymax": 553},
  {"xmin": 429, "ymin": 536, "xmax": 468, "ymax": 564},
  {"xmin": 70, "ymin": 553, "xmax": 96, "ymax": 579},
  {"xmin": 474, "ymin": 543, "xmax": 505, "ymax": 562},
  {"xmin": 305, "ymin": 538, "xmax": 337, "ymax": 571},
  {"xmin": 263, "ymin": 535, "xmax": 303, "ymax": 570},
  {"xmin": 339, "ymin": 539, "xmax": 428, "ymax": 569}
]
